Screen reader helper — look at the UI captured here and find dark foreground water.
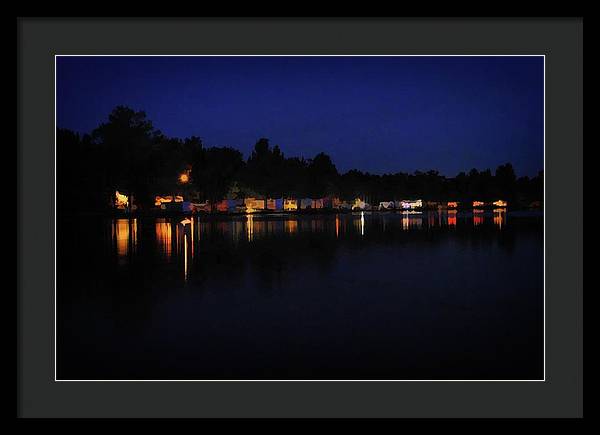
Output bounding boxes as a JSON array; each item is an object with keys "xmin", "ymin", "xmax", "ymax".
[{"xmin": 57, "ymin": 210, "xmax": 543, "ymax": 380}]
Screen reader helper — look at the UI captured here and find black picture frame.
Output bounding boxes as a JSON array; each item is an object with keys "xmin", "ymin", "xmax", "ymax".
[{"xmin": 17, "ymin": 17, "xmax": 582, "ymax": 418}]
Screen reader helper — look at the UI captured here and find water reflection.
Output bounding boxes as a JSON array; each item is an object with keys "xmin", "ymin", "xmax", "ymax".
[
  {"xmin": 64, "ymin": 210, "xmax": 543, "ymax": 381},
  {"xmin": 179, "ymin": 219, "xmax": 191, "ymax": 282},
  {"xmin": 473, "ymin": 209, "xmax": 485, "ymax": 227},
  {"xmin": 246, "ymin": 214, "xmax": 254, "ymax": 242},
  {"xmin": 111, "ymin": 210, "xmax": 522, "ymax": 272},
  {"xmin": 428, "ymin": 211, "xmax": 437, "ymax": 227},
  {"xmin": 190, "ymin": 218, "xmax": 194, "ymax": 257},
  {"xmin": 353, "ymin": 212, "xmax": 366, "ymax": 235},
  {"xmin": 114, "ymin": 220, "xmax": 128, "ymax": 258},
  {"xmin": 155, "ymin": 219, "xmax": 173, "ymax": 259},
  {"xmin": 285, "ymin": 219, "xmax": 298, "ymax": 235},
  {"xmin": 112, "ymin": 218, "xmax": 137, "ymax": 263},
  {"xmin": 231, "ymin": 219, "xmax": 244, "ymax": 244},
  {"xmin": 493, "ymin": 208, "xmax": 507, "ymax": 229},
  {"xmin": 402, "ymin": 211, "xmax": 423, "ymax": 230},
  {"xmin": 360, "ymin": 211, "xmax": 365, "ymax": 236},
  {"xmin": 448, "ymin": 210, "xmax": 457, "ymax": 228},
  {"xmin": 184, "ymin": 233, "xmax": 189, "ymax": 281}
]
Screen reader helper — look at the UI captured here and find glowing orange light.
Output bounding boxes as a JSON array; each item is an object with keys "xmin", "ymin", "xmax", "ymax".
[
  {"xmin": 114, "ymin": 219, "xmax": 130, "ymax": 258},
  {"xmin": 183, "ymin": 233, "xmax": 189, "ymax": 281},
  {"xmin": 493, "ymin": 209, "xmax": 506, "ymax": 229},
  {"xmin": 244, "ymin": 197, "xmax": 264, "ymax": 213},
  {"xmin": 493, "ymin": 200, "xmax": 507, "ymax": 207},
  {"xmin": 115, "ymin": 191, "xmax": 128, "ymax": 208},
  {"xmin": 473, "ymin": 201, "xmax": 485, "ymax": 207},
  {"xmin": 447, "ymin": 202, "xmax": 458, "ymax": 208},
  {"xmin": 285, "ymin": 219, "xmax": 298, "ymax": 234},
  {"xmin": 155, "ymin": 195, "xmax": 184, "ymax": 206},
  {"xmin": 448, "ymin": 210, "xmax": 457, "ymax": 227},
  {"xmin": 155, "ymin": 220, "xmax": 172, "ymax": 258},
  {"xmin": 179, "ymin": 173, "xmax": 189, "ymax": 184},
  {"xmin": 246, "ymin": 213, "xmax": 254, "ymax": 241},
  {"xmin": 284, "ymin": 199, "xmax": 298, "ymax": 211}
]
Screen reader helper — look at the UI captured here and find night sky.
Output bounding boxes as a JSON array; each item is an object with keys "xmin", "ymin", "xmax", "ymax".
[{"xmin": 56, "ymin": 56, "xmax": 543, "ymax": 177}]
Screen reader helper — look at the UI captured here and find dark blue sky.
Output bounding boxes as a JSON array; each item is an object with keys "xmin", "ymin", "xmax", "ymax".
[{"xmin": 57, "ymin": 56, "xmax": 543, "ymax": 177}]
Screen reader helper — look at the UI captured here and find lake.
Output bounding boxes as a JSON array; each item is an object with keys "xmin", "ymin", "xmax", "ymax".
[{"xmin": 57, "ymin": 209, "xmax": 544, "ymax": 380}]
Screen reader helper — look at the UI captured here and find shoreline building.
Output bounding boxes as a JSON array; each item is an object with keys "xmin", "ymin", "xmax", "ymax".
[
  {"xmin": 400, "ymin": 199, "xmax": 423, "ymax": 210},
  {"xmin": 352, "ymin": 198, "xmax": 368, "ymax": 210},
  {"xmin": 312, "ymin": 198, "xmax": 324, "ymax": 209},
  {"xmin": 155, "ymin": 195, "xmax": 184, "ymax": 211},
  {"xmin": 284, "ymin": 198, "xmax": 298, "ymax": 211},
  {"xmin": 115, "ymin": 191, "xmax": 129, "ymax": 210},
  {"xmin": 244, "ymin": 197, "xmax": 266, "ymax": 213},
  {"xmin": 265, "ymin": 198, "xmax": 285, "ymax": 211},
  {"xmin": 300, "ymin": 198, "xmax": 313, "ymax": 210}
]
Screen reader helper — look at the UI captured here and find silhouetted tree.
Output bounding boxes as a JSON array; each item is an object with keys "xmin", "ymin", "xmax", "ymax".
[
  {"xmin": 307, "ymin": 152, "xmax": 338, "ymax": 198},
  {"xmin": 56, "ymin": 106, "xmax": 544, "ymax": 214},
  {"xmin": 91, "ymin": 106, "xmax": 161, "ymax": 209},
  {"xmin": 192, "ymin": 146, "xmax": 244, "ymax": 210},
  {"xmin": 495, "ymin": 162, "xmax": 517, "ymax": 201}
]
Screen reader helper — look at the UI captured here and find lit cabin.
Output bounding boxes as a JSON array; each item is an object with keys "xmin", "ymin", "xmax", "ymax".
[
  {"xmin": 300, "ymin": 198, "xmax": 313, "ymax": 209},
  {"xmin": 352, "ymin": 198, "xmax": 368, "ymax": 210},
  {"xmin": 115, "ymin": 191, "xmax": 129, "ymax": 209},
  {"xmin": 244, "ymin": 197, "xmax": 265, "ymax": 213},
  {"xmin": 155, "ymin": 195, "xmax": 184, "ymax": 208},
  {"xmin": 312, "ymin": 198, "xmax": 324, "ymax": 209},
  {"xmin": 400, "ymin": 199, "xmax": 423, "ymax": 210},
  {"xmin": 284, "ymin": 199, "xmax": 298, "ymax": 211},
  {"xmin": 447, "ymin": 201, "xmax": 459, "ymax": 209},
  {"xmin": 266, "ymin": 198, "xmax": 284, "ymax": 210},
  {"xmin": 492, "ymin": 200, "xmax": 508, "ymax": 208},
  {"xmin": 216, "ymin": 200, "xmax": 229, "ymax": 212},
  {"xmin": 472, "ymin": 201, "xmax": 485, "ymax": 207}
]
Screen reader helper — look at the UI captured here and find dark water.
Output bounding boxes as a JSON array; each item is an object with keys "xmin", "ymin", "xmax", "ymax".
[{"xmin": 57, "ymin": 210, "xmax": 543, "ymax": 380}]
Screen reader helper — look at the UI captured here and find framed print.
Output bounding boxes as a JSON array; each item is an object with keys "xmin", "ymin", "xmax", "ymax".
[{"xmin": 17, "ymin": 17, "xmax": 582, "ymax": 418}]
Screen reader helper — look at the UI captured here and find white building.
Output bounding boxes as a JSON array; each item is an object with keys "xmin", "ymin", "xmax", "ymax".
[{"xmin": 400, "ymin": 199, "xmax": 423, "ymax": 210}]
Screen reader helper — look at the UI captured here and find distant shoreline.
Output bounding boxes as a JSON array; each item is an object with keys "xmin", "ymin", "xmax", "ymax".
[{"xmin": 58, "ymin": 206, "xmax": 543, "ymax": 220}]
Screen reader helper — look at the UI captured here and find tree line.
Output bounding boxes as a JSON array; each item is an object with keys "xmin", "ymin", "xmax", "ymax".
[{"xmin": 57, "ymin": 106, "xmax": 543, "ymax": 213}]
